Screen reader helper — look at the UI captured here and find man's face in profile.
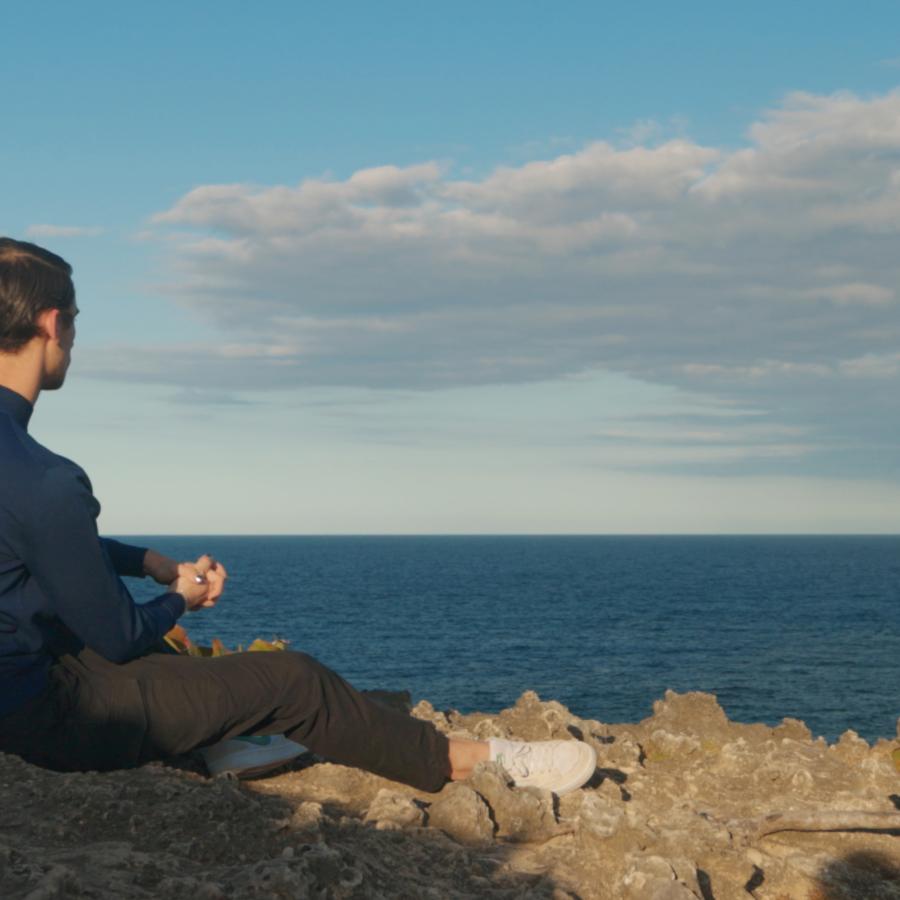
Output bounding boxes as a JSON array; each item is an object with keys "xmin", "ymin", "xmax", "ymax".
[{"xmin": 41, "ymin": 301, "xmax": 78, "ymax": 391}]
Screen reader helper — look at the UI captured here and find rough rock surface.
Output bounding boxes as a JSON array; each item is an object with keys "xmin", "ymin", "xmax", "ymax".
[{"xmin": 4, "ymin": 689, "xmax": 900, "ymax": 898}]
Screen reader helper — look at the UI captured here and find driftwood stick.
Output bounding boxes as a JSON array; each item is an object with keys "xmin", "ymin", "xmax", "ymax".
[{"xmin": 747, "ymin": 811, "xmax": 900, "ymax": 839}]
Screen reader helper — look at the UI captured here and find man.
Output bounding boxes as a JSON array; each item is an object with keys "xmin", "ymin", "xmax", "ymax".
[{"xmin": 0, "ymin": 237, "xmax": 597, "ymax": 795}]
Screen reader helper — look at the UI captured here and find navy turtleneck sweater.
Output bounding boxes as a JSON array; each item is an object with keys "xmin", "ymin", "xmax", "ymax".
[{"xmin": 0, "ymin": 384, "xmax": 185, "ymax": 716}]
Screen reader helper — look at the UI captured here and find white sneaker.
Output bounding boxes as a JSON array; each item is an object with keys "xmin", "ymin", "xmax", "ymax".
[
  {"xmin": 199, "ymin": 734, "xmax": 306, "ymax": 778},
  {"xmin": 488, "ymin": 738, "xmax": 597, "ymax": 795}
]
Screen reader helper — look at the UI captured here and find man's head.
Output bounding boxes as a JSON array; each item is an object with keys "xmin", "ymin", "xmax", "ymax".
[{"xmin": 0, "ymin": 238, "xmax": 78, "ymax": 391}]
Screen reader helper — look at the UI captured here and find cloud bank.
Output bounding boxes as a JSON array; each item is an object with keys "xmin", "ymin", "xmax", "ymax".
[{"xmin": 87, "ymin": 89, "xmax": 900, "ymax": 473}]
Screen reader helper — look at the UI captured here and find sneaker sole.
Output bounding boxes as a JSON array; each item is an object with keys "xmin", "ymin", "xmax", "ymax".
[{"xmin": 201, "ymin": 743, "xmax": 305, "ymax": 777}]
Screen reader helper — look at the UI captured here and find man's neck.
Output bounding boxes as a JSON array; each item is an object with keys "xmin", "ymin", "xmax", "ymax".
[{"xmin": 0, "ymin": 345, "xmax": 43, "ymax": 406}]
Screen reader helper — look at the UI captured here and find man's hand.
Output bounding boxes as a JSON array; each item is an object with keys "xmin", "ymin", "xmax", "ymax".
[
  {"xmin": 170, "ymin": 554, "xmax": 228, "ymax": 612},
  {"xmin": 189, "ymin": 554, "xmax": 228, "ymax": 608}
]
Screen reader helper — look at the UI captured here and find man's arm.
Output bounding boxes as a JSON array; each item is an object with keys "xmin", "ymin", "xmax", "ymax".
[
  {"xmin": 100, "ymin": 541, "xmax": 228, "ymax": 608},
  {"xmin": 99, "ymin": 538, "xmax": 149, "ymax": 578},
  {"xmin": 99, "ymin": 539, "xmax": 180, "ymax": 584},
  {"xmin": 24, "ymin": 466, "xmax": 187, "ymax": 663}
]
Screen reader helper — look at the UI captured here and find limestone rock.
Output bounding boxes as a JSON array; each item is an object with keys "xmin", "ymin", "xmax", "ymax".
[
  {"xmin": 773, "ymin": 717, "xmax": 813, "ymax": 741},
  {"xmin": 410, "ymin": 699, "xmax": 452, "ymax": 735},
  {"xmin": 364, "ymin": 788, "xmax": 426, "ymax": 830},
  {"xmin": 595, "ymin": 734, "xmax": 643, "ymax": 774},
  {"xmin": 491, "ymin": 691, "xmax": 581, "ymax": 741},
  {"xmin": 289, "ymin": 800, "xmax": 324, "ymax": 831},
  {"xmin": 5, "ymin": 689, "xmax": 900, "ymax": 899},
  {"xmin": 468, "ymin": 761, "xmax": 562, "ymax": 842},
  {"xmin": 576, "ymin": 791, "xmax": 625, "ymax": 841},
  {"xmin": 426, "ymin": 782, "xmax": 495, "ymax": 846},
  {"xmin": 830, "ymin": 728, "xmax": 871, "ymax": 764},
  {"xmin": 646, "ymin": 689, "xmax": 733, "ymax": 741}
]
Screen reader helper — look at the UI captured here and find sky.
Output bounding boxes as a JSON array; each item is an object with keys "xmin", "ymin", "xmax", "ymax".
[{"xmin": 2, "ymin": 1, "xmax": 900, "ymax": 533}]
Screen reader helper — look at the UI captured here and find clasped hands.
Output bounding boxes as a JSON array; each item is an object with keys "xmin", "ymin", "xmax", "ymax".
[{"xmin": 143, "ymin": 549, "xmax": 228, "ymax": 611}]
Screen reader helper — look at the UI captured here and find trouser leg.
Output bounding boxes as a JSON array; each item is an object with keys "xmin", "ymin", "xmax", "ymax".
[
  {"xmin": 133, "ymin": 648, "xmax": 451, "ymax": 792},
  {"xmin": 13, "ymin": 647, "xmax": 451, "ymax": 793}
]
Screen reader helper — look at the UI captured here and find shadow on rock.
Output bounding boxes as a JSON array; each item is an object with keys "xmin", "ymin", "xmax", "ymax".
[
  {"xmin": 0, "ymin": 750, "xmax": 573, "ymax": 900},
  {"xmin": 812, "ymin": 850, "xmax": 900, "ymax": 900}
]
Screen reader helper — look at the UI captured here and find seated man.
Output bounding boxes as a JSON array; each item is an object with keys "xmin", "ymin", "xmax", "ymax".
[{"xmin": 0, "ymin": 238, "xmax": 596, "ymax": 795}]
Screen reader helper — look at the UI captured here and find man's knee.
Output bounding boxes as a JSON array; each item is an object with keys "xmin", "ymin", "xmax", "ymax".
[{"xmin": 262, "ymin": 649, "xmax": 325, "ymax": 673}]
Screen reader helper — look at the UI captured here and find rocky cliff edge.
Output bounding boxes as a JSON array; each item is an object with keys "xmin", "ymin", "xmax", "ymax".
[{"xmin": 3, "ymin": 690, "xmax": 900, "ymax": 899}]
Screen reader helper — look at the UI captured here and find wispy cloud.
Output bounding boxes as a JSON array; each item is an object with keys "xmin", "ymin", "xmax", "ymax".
[
  {"xmin": 167, "ymin": 388, "xmax": 253, "ymax": 406},
  {"xmin": 26, "ymin": 224, "xmax": 104, "ymax": 239}
]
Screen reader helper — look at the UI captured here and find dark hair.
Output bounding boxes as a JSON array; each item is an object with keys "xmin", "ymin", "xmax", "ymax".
[{"xmin": 0, "ymin": 238, "xmax": 75, "ymax": 352}]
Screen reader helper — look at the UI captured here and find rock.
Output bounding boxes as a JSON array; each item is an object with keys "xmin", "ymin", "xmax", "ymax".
[
  {"xmin": 410, "ymin": 700, "xmax": 452, "ymax": 734},
  {"xmin": 595, "ymin": 734, "xmax": 643, "ymax": 774},
  {"xmin": 644, "ymin": 728, "xmax": 702, "ymax": 763},
  {"xmin": 289, "ymin": 800, "xmax": 324, "ymax": 830},
  {"xmin": 468, "ymin": 761, "xmax": 562, "ymax": 842},
  {"xmin": 495, "ymin": 691, "xmax": 580, "ymax": 740},
  {"xmin": 426, "ymin": 783, "xmax": 495, "ymax": 846},
  {"xmin": 272, "ymin": 762, "xmax": 389, "ymax": 814},
  {"xmin": 470, "ymin": 717, "xmax": 509, "ymax": 740},
  {"xmin": 646, "ymin": 690, "xmax": 732, "ymax": 741},
  {"xmin": 5, "ymin": 689, "xmax": 900, "ymax": 899},
  {"xmin": 648, "ymin": 881, "xmax": 700, "ymax": 900},
  {"xmin": 773, "ymin": 717, "xmax": 813, "ymax": 741},
  {"xmin": 364, "ymin": 788, "xmax": 426, "ymax": 830},
  {"xmin": 622, "ymin": 854, "xmax": 689, "ymax": 899},
  {"xmin": 577, "ymin": 791, "xmax": 624, "ymax": 841},
  {"xmin": 830, "ymin": 729, "xmax": 871, "ymax": 764}
]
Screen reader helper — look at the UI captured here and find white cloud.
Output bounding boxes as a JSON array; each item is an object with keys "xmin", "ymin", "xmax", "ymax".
[
  {"xmin": 86, "ymin": 88, "xmax": 900, "ymax": 474},
  {"xmin": 26, "ymin": 224, "xmax": 104, "ymax": 238}
]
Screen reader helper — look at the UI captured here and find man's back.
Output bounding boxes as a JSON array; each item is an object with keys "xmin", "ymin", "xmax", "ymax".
[
  {"xmin": 0, "ymin": 384, "xmax": 76, "ymax": 713},
  {"xmin": 0, "ymin": 382, "xmax": 183, "ymax": 716}
]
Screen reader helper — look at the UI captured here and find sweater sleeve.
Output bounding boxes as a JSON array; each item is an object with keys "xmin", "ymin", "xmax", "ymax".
[
  {"xmin": 24, "ymin": 465, "xmax": 185, "ymax": 663},
  {"xmin": 100, "ymin": 538, "xmax": 148, "ymax": 577}
]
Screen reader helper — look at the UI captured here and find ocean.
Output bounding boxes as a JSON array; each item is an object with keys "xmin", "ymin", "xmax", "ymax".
[{"xmin": 124, "ymin": 535, "xmax": 900, "ymax": 743}]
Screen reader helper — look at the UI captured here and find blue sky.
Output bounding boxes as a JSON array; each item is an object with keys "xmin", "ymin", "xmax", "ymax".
[{"xmin": 3, "ymin": 1, "xmax": 899, "ymax": 533}]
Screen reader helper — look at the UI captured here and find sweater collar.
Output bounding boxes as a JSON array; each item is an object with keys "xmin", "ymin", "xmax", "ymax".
[{"xmin": 0, "ymin": 384, "xmax": 34, "ymax": 430}]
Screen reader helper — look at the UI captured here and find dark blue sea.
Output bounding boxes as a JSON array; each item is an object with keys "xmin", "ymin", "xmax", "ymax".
[{"xmin": 124, "ymin": 536, "xmax": 900, "ymax": 743}]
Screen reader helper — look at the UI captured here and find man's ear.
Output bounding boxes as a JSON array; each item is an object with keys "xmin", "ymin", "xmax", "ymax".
[{"xmin": 35, "ymin": 308, "xmax": 61, "ymax": 342}]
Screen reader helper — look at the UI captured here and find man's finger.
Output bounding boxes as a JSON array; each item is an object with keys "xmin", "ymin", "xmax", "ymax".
[
  {"xmin": 204, "ymin": 562, "xmax": 227, "ymax": 599},
  {"xmin": 195, "ymin": 554, "xmax": 216, "ymax": 576}
]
